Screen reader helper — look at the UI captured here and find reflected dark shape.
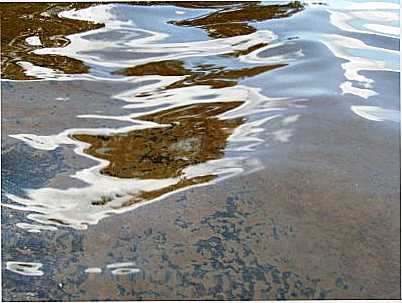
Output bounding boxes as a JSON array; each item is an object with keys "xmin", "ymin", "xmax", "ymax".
[
  {"xmin": 1, "ymin": 3, "xmax": 103, "ymax": 80},
  {"xmin": 1, "ymin": 2, "xmax": 301, "ymax": 80},
  {"xmin": 167, "ymin": 64, "xmax": 286, "ymax": 89},
  {"xmin": 117, "ymin": 60, "xmax": 189, "ymax": 77},
  {"xmin": 231, "ymin": 42, "xmax": 268, "ymax": 57},
  {"xmin": 171, "ymin": 1, "xmax": 304, "ymax": 38},
  {"xmin": 117, "ymin": 60, "xmax": 286, "ymax": 89},
  {"xmin": 72, "ymin": 102, "xmax": 244, "ymax": 180},
  {"xmin": 166, "ymin": 2, "xmax": 246, "ymax": 9}
]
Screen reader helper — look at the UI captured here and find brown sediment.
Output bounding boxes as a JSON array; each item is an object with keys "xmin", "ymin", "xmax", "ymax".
[
  {"xmin": 117, "ymin": 60, "xmax": 286, "ymax": 89},
  {"xmin": 166, "ymin": 64, "xmax": 286, "ymax": 89},
  {"xmin": 231, "ymin": 42, "xmax": 268, "ymax": 57},
  {"xmin": 92, "ymin": 195, "xmax": 113, "ymax": 206},
  {"xmin": 1, "ymin": 3, "xmax": 103, "ymax": 80},
  {"xmin": 71, "ymin": 101, "xmax": 245, "ymax": 180},
  {"xmin": 201, "ymin": 23, "xmax": 256, "ymax": 38},
  {"xmin": 171, "ymin": 2, "xmax": 304, "ymax": 38},
  {"xmin": 164, "ymin": 2, "xmax": 249, "ymax": 9},
  {"xmin": 116, "ymin": 60, "xmax": 190, "ymax": 77},
  {"xmin": 47, "ymin": 218, "xmax": 68, "ymax": 225}
]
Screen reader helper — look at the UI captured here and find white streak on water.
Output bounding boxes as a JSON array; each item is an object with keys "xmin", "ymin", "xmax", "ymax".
[
  {"xmin": 363, "ymin": 24, "xmax": 400, "ymax": 36},
  {"xmin": 85, "ymin": 267, "xmax": 102, "ymax": 274},
  {"xmin": 322, "ymin": 33, "xmax": 398, "ymax": 98},
  {"xmin": 16, "ymin": 223, "xmax": 58, "ymax": 233},
  {"xmin": 111, "ymin": 268, "xmax": 141, "ymax": 275},
  {"xmin": 107, "ymin": 262, "xmax": 136, "ymax": 268},
  {"xmin": 351, "ymin": 106, "xmax": 400, "ymax": 123},
  {"xmin": 6, "ymin": 262, "xmax": 44, "ymax": 276},
  {"xmin": 325, "ymin": 0, "xmax": 400, "ymax": 100},
  {"xmin": 106, "ymin": 262, "xmax": 141, "ymax": 275},
  {"xmin": 31, "ymin": 3, "xmax": 277, "ymax": 73}
]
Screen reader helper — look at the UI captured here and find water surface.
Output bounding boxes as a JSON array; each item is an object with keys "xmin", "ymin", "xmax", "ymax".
[{"xmin": 1, "ymin": 1, "xmax": 400, "ymax": 300}]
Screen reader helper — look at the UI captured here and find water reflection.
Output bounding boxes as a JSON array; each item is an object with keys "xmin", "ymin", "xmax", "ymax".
[
  {"xmin": 171, "ymin": 2, "xmax": 304, "ymax": 38},
  {"xmin": 1, "ymin": 2, "xmax": 301, "ymax": 80},
  {"xmin": 321, "ymin": 0, "xmax": 400, "ymax": 99},
  {"xmin": 350, "ymin": 105, "xmax": 400, "ymax": 123},
  {"xmin": 1, "ymin": 1, "xmax": 400, "ymax": 300},
  {"xmin": 3, "ymin": 2, "xmax": 302, "ymax": 229},
  {"xmin": 1, "ymin": 3, "xmax": 103, "ymax": 80},
  {"xmin": 117, "ymin": 60, "xmax": 285, "ymax": 89}
]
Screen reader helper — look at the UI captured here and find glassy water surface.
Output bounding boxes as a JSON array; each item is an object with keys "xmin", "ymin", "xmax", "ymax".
[{"xmin": 1, "ymin": 1, "xmax": 400, "ymax": 300}]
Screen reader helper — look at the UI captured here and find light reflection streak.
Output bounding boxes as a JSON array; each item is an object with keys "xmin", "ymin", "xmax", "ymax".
[{"xmin": 322, "ymin": 1, "xmax": 399, "ymax": 99}]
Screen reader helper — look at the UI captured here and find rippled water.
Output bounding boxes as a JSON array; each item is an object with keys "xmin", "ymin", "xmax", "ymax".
[
  {"xmin": 3, "ymin": 1, "xmax": 310, "ymax": 229},
  {"xmin": 1, "ymin": 1, "xmax": 400, "ymax": 300}
]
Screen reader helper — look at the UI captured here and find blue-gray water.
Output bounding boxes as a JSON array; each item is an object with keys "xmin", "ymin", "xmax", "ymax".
[{"xmin": 1, "ymin": 1, "xmax": 400, "ymax": 300}]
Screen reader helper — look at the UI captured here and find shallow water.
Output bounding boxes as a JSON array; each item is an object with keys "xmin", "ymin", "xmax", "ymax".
[{"xmin": 1, "ymin": 1, "xmax": 400, "ymax": 300}]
